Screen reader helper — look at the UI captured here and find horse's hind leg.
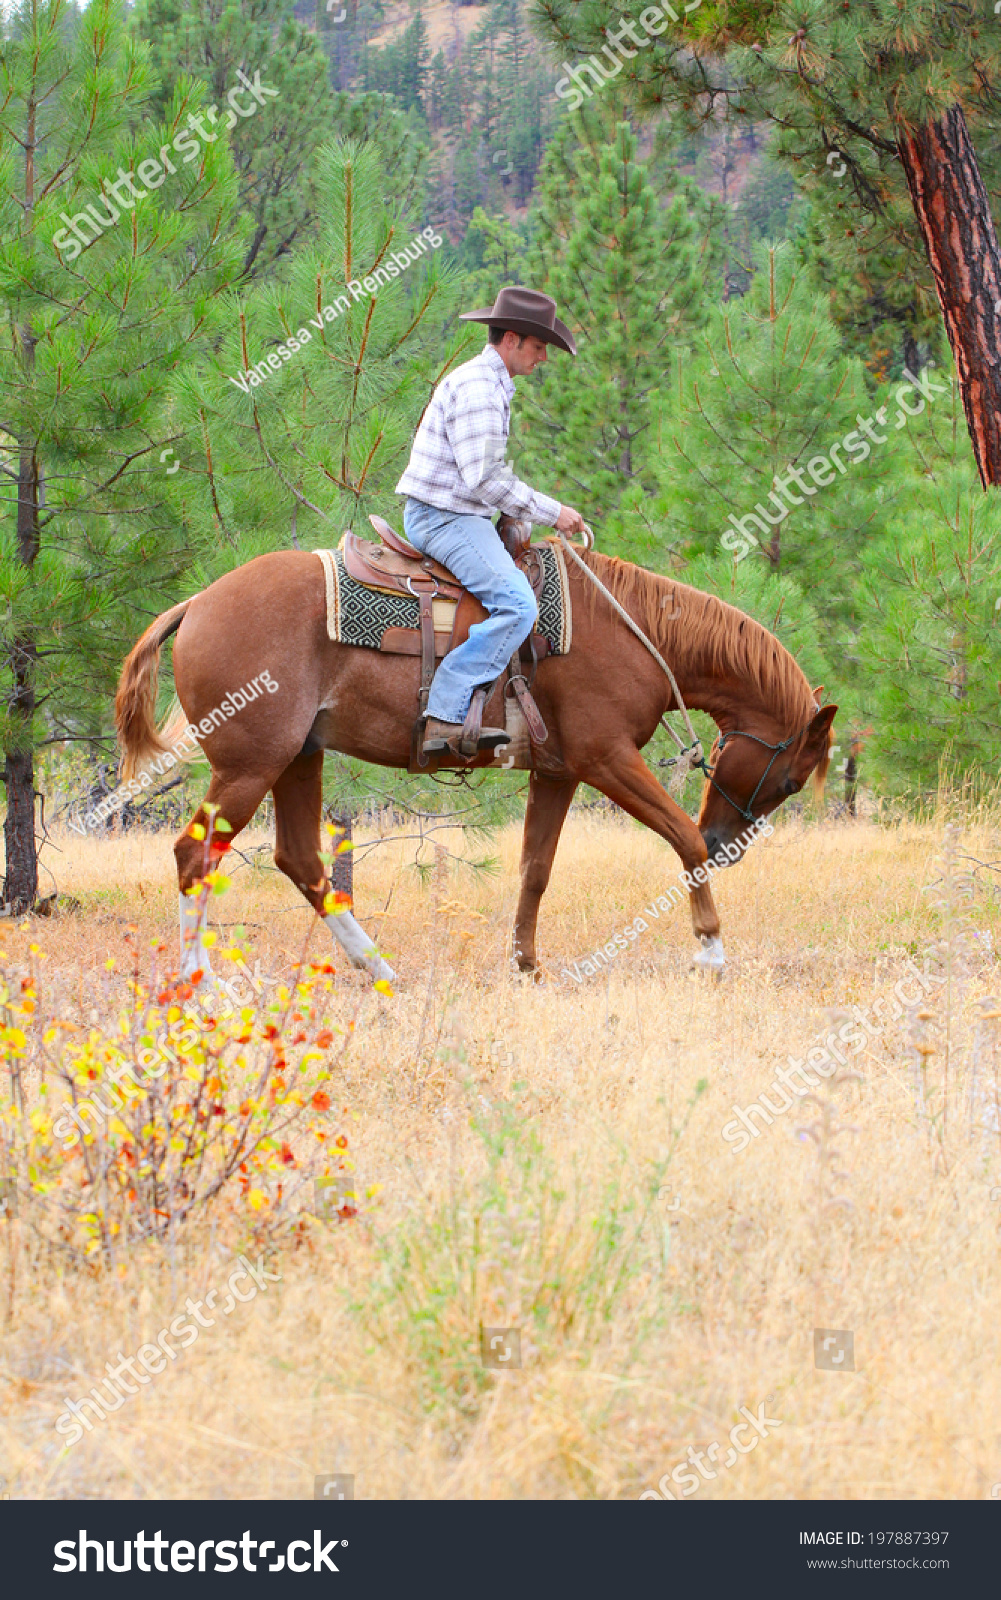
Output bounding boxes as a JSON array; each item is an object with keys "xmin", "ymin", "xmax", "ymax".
[
  {"xmin": 271, "ymin": 750, "xmax": 394, "ymax": 983},
  {"xmin": 175, "ymin": 767, "xmax": 282, "ymax": 984},
  {"xmin": 513, "ymin": 774, "xmax": 578, "ymax": 972}
]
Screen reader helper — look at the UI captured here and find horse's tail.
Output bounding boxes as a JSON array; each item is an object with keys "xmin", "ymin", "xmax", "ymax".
[{"xmin": 115, "ymin": 599, "xmax": 193, "ymax": 780}]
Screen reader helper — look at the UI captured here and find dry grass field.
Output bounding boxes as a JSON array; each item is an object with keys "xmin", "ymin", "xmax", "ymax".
[{"xmin": 2, "ymin": 804, "xmax": 1001, "ymax": 1501}]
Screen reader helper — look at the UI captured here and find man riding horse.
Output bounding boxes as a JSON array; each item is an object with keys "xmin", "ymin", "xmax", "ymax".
[{"xmin": 395, "ymin": 285, "xmax": 587, "ymax": 759}]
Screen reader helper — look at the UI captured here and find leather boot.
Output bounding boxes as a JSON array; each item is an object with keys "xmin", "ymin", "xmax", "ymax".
[{"xmin": 423, "ymin": 717, "xmax": 510, "ymax": 756}]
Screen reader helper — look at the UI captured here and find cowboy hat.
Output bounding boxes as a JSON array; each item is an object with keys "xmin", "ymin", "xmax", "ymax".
[{"xmin": 459, "ymin": 285, "xmax": 576, "ymax": 356}]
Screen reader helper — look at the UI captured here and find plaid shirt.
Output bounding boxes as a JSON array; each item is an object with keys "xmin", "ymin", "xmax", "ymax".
[{"xmin": 395, "ymin": 343, "xmax": 561, "ymax": 525}]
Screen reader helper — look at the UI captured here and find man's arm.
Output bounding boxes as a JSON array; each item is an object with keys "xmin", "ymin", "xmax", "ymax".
[{"xmin": 447, "ymin": 388, "xmax": 561, "ymax": 524}]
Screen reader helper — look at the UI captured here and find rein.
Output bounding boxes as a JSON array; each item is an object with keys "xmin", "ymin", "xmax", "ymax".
[
  {"xmin": 555, "ymin": 528, "xmax": 706, "ymax": 792},
  {"xmin": 555, "ymin": 527, "xmax": 809, "ymax": 812}
]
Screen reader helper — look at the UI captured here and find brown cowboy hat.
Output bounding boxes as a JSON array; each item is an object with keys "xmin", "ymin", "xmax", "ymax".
[{"xmin": 459, "ymin": 285, "xmax": 577, "ymax": 356}]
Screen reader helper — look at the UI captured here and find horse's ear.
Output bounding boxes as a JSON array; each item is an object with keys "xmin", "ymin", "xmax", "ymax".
[
  {"xmin": 812, "ymin": 683, "xmax": 825, "ymax": 706},
  {"xmin": 810, "ymin": 702, "xmax": 837, "ymax": 738},
  {"xmin": 808, "ymin": 703, "xmax": 838, "ymax": 800}
]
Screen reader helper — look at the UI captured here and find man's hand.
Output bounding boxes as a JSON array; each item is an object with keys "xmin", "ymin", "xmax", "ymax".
[{"xmin": 555, "ymin": 504, "xmax": 586, "ymax": 535}]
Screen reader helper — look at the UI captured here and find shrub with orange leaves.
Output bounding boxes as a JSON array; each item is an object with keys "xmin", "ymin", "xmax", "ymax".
[{"xmin": 0, "ymin": 871, "xmax": 373, "ymax": 1264}]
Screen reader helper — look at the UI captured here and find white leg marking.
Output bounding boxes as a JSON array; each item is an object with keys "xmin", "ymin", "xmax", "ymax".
[
  {"xmin": 323, "ymin": 911, "xmax": 395, "ymax": 983},
  {"xmin": 693, "ymin": 934, "xmax": 726, "ymax": 970}
]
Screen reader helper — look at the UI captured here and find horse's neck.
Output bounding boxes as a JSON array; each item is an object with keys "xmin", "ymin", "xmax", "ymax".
[{"xmin": 664, "ymin": 589, "xmax": 758, "ymax": 732}]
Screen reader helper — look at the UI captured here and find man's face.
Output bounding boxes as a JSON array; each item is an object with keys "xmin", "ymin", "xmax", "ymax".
[{"xmin": 500, "ymin": 333, "xmax": 549, "ymax": 377}]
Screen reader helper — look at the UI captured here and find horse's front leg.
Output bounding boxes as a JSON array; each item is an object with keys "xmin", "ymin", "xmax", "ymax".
[
  {"xmin": 581, "ymin": 745, "xmax": 724, "ymax": 970},
  {"xmin": 513, "ymin": 774, "xmax": 578, "ymax": 973}
]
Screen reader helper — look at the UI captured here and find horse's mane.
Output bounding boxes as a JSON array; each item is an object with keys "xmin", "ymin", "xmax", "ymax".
[{"xmin": 576, "ymin": 550, "xmax": 832, "ymax": 794}]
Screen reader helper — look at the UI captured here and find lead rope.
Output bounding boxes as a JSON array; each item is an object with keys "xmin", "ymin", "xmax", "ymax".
[{"xmin": 555, "ymin": 525, "xmax": 705, "ymax": 797}]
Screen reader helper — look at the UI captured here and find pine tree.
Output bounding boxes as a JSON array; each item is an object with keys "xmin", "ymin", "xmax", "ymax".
[
  {"xmin": 854, "ymin": 385, "xmax": 1001, "ymax": 794},
  {"xmin": 175, "ymin": 138, "xmax": 468, "ymax": 578},
  {"xmin": 0, "ymin": 0, "xmax": 243, "ymax": 907},
  {"xmin": 515, "ymin": 117, "xmax": 712, "ymax": 547},
  {"xmin": 460, "ymin": 206, "xmax": 529, "ymax": 308},
  {"xmin": 533, "ymin": 0, "xmax": 1001, "ymax": 488},
  {"xmin": 131, "ymin": 0, "xmax": 333, "ymax": 281},
  {"xmin": 358, "ymin": 9, "xmax": 430, "ymax": 117},
  {"xmin": 650, "ymin": 244, "xmax": 892, "ymax": 622}
]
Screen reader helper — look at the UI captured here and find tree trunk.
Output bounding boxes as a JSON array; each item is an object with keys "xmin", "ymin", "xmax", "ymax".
[
  {"xmin": 3, "ymin": 742, "xmax": 37, "ymax": 913},
  {"xmin": 4, "ymin": 441, "xmax": 41, "ymax": 912},
  {"xmin": 844, "ymin": 752, "xmax": 857, "ymax": 819},
  {"xmin": 329, "ymin": 814, "xmax": 353, "ymax": 900},
  {"xmin": 3, "ymin": 93, "xmax": 41, "ymax": 911},
  {"xmin": 896, "ymin": 103, "xmax": 1001, "ymax": 488}
]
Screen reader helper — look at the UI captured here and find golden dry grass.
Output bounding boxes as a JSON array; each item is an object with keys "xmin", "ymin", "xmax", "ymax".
[{"xmin": 2, "ymin": 808, "xmax": 1001, "ymax": 1500}]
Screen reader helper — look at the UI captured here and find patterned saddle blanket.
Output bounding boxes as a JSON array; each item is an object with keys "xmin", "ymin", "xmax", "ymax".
[{"xmin": 313, "ymin": 536, "xmax": 573, "ymax": 659}]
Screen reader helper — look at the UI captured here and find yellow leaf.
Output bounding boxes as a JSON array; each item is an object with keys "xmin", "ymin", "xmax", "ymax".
[
  {"xmin": 190, "ymin": 823, "xmax": 206, "ymax": 840},
  {"xmin": 248, "ymin": 1188, "xmax": 266, "ymax": 1210},
  {"xmin": 373, "ymin": 979, "xmax": 394, "ymax": 997}
]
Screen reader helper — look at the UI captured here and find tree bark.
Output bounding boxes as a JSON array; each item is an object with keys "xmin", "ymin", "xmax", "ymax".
[
  {"xmin": 4, "ymin": 92, "xmax": 40, "ymax": 912},
  {"xmin": 329, "ymin": 814, "xmax": 353, "ymax": 900},
  {"xmin": 844, "ymin": 752, "xmax": 857, "ymax": 819},
  {"xmin": 896, "ymin": 103, "xmax": 1001, "ymax": 488},
  {"xmin": 4, "ymin": 448, "xmax": 40, "ymax": 912}
]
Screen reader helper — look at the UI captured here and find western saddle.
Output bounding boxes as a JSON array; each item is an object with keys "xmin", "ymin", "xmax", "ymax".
[{"xmin": 342, "ymin": 513, "xmax": 550, "ymax": 770}]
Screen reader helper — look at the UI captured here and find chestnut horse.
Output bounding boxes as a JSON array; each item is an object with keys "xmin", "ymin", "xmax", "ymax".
[{"xmin": 115, "ymin": 546, "xmax": 836, "ymax": 985}]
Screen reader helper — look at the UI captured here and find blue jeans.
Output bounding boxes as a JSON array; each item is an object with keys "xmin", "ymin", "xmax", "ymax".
[{"xmin": 402, "ymin": 499, "xmax": 538, "ymax": 722}]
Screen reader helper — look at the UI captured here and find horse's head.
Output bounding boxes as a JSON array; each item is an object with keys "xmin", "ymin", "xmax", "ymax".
[{"xmin": 697, "ymin": 693, "xmax": 837, "ymax": 865}]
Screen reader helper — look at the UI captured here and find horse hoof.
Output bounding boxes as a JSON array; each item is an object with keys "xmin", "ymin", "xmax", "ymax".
[{"xmin": 692, "ymin": 935, "xmax": 726, "ymax": 972}]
